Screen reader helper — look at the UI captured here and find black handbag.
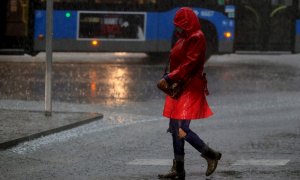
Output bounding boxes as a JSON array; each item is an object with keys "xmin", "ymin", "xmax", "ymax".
[
  {"xmin": 157, "ymin": 78, "xmax": 185, "ymax": 99},
  {"xmin": 157, "ymin": 59, "xmax": 189, "ymax": 99}
]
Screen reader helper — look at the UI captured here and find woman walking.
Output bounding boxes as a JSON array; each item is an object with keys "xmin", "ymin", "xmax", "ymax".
[{"xmin": 157, "ymin": 7, "xmax": 221, "ymax": 179}]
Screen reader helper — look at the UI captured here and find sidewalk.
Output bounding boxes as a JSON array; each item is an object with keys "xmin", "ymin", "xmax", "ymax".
[{"xmin": 0, "ymin": 109, "xmax": 103, "ymax": 149}]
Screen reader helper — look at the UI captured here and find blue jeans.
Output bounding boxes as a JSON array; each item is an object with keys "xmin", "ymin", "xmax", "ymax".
[{"xmin": 168, "ymin": 119, "xmax": 206, "ymax": 160}]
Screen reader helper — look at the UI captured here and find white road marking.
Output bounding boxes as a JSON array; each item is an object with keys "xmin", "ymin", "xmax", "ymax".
[
  {"xmin": 128, "ymin": 159, "xmax": 290, "ymax": 167},
  {"xmin": 127, "ymin": 159, "xmax": 172, "ymax": 166},
  {"xmin": 10, "ymin": 117, "xmax": 164, "ymax": 154},
  {"xmin": 232, "ymin": 159, "xmax": 290, "ymax": 166}
]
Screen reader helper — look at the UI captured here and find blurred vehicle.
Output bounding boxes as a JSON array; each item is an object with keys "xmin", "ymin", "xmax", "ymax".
[{"xmin": 0, "ymin": 0, "xmax": 299, "ymax": 59}]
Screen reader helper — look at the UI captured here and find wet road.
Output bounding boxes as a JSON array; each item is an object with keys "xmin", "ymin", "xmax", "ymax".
[
  {"xmin": 0, "ymin": 53, "xmax": 300, "ymax": 179},
  {"xmin": 0, "ymin": 53, "xmax": 165, "ymax": 105},
  {"xmin": 1, "ymin": 53, "xmax": 299, "ymax": 105}
]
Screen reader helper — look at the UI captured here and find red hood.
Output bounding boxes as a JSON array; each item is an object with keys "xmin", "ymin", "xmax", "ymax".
[{"xmin": 173, "ymin": 7, "xmax": 201, "ymax": 36}]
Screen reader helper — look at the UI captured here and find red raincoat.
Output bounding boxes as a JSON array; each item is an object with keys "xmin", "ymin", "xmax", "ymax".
[{"xmin": 163, "ymin": 7, "xmax": 213, "ymax": 120}]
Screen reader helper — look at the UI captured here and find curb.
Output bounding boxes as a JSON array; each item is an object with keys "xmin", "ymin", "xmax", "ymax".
[{"xmin": 0, "ymin": 112, "xmax": 103, "ymax": 150}]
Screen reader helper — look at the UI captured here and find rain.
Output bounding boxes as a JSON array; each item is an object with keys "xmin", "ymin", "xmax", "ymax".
[{"xmin": 0, "ymin": 0, "xmax": 300, "ymax": 179}]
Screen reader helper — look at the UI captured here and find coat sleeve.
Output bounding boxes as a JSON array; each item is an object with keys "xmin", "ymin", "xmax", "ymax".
[{"xmin": 168, "ymin": 35, "xmax": 205, "ymax": 82}]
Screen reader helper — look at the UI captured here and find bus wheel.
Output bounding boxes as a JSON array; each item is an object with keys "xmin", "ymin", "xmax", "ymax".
[
  {"xmin": 147, "ymin": 52, "xmax": 169, "ymax": 60},
  {"xmin": 205, "ymin": 40, "xmax": 214, "ymax": 61},
  {"xmin": 200, "ymin": 19, "xmax": 218, "ymax": 62},
  {"xmin": 28, "ymin": 51, "xmax": 39, "ymax": 56}
]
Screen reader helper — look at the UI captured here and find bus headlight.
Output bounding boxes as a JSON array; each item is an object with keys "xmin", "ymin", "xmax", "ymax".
[
  {"xmin": 224, "ymin": 32, "xmax": 232, "ymax": 38},
  {"xmin": 91, "ymin": 40, "xmax": 99, "ymax": 46}
]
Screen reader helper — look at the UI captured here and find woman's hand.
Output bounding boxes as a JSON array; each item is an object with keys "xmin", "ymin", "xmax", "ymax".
[{"xmin": 157, "ymin": 78, "xmax": 169, "ymax": 90}]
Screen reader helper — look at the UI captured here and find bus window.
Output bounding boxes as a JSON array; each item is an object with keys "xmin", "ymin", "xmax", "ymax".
[
  {"xmin": 218, "ymin": 0, "xmax": 225, "ymax": 5},
  {"xmin": 271, "ymin": 0, "xmax": 293, "ymax": 6},
  {"xmin": 46, "ymin": 0, "xmax": 159, "ymax": 10},
  {"xmin": 78, "ymin": 11, "xmax": 146, "ymax": 40},
  {"xmin": 93, "ymin": 0, "xmax": 157, "ymax": 5},
  {"xmin": 6, "ymin": 0, "xmax": 29, "ymax": 37},
  {"xmin": 174, "ymin": 0, "xmax": 217, "ymax": 6},
  {"xmin": 217, "ymin": 0, "xmax": 233, "ymax": 5},
  {"xmin": 39, "ymin": 0, "xmax": 89, "ymax": 2},
  {"xmin": 298, "ymin": 0, "xmax": 300, "ymax": 17}
]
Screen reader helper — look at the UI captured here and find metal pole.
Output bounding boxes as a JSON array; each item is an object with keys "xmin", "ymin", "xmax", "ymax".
[{"xmin": 45, "ymin": 0, "xmax": 53, "ymax": 116}]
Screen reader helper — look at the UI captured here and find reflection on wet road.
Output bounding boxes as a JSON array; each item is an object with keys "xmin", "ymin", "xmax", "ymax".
[
  {"xmin": 0, "ymin": 53, "xmax": 300, "ymax": 105},
  {"xmin": 0, "ymin": 54, "xmax": 165, "ymax": 105}
]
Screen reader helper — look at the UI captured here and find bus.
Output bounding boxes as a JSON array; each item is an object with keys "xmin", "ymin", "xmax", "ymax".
[{"xmin": 0, "ymin": 0, "xmax": 299, "ymax": 58}]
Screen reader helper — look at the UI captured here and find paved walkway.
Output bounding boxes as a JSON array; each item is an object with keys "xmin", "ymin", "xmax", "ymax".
[{"xmin": 0, "ymin": 109, "xmax": 103, "ymax": 149}]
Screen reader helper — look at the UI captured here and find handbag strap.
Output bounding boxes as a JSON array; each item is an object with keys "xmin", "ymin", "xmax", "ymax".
[{"xmin": 163, "ymin": 58, "xmax": 170, "ymax": 74}]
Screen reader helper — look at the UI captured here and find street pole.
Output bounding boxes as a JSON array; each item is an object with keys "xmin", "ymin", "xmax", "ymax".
[{"xmin": 45, "ymin": 0, "xmax": 53, "ymax": 116}]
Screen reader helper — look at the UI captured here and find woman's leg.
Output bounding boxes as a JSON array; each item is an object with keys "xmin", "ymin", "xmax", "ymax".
[
  {"xmin": 179, "ymin": 120, "xmax": 206, "ymax": 153},
  {"xmin": 158, "ymin": 119, "xmax": 186, "ymax": 179},
  {"xmin": 169, "ymin": 119, "xmax": 185, "ymax": 161},
  {"xmin": 179, "ymin": 120, "xmax": 222, "ymax": 176}
]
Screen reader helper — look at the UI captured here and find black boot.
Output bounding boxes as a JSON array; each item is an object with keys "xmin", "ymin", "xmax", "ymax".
[
  {"xmin": 158, "ymin": 159, "xmax": 185, "ymax": 179},
  {"xmin": 175, "ymin": 160, "xmax": 185, "ymax": 179},
  {"xmin": 201, "ymin": 146, "xmax": 222, "ymax": 176}
]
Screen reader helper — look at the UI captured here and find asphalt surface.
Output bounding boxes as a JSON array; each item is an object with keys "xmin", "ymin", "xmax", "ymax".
[
  {"xmin": 0, "ymin": 109, "xmax": 103, "ymax": 149},
  {"xmin": 0, "ymin": 53, "xmax": 299, "ymax": 179}
]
